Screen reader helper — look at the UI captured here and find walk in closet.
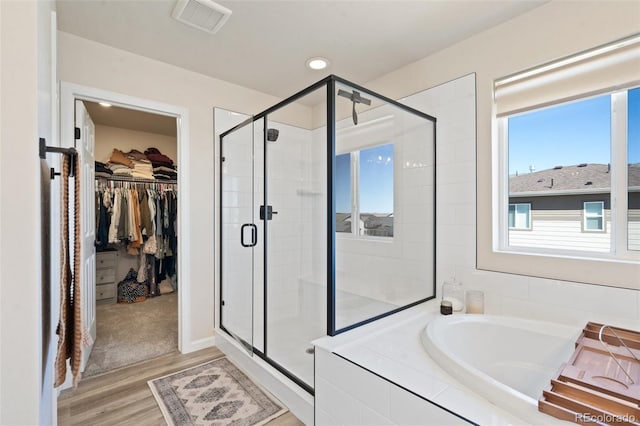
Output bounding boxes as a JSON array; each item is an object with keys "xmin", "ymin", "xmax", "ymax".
[{"xmin": 82, "ymin": 101, "xmax": 180, "ymax": 376}]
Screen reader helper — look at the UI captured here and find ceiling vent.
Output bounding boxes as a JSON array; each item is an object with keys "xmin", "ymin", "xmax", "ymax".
[{"xmin": 172, "ymin": 0, "xmax": 232, "ymax": 34}]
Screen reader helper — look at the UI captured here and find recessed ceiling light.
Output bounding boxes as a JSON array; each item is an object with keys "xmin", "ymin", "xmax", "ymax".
[
  {"xmin": 99, "ymin": 102, "xmax": 112, "ymax": 108},
  {"xmin": 306, "ymin": 57, "xmax": 329, "ymax": 70}
]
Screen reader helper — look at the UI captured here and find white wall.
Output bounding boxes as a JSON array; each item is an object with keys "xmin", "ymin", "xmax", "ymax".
[
  {"xmin": 0, "ymin": 1, "xmax": 53, "ymax": 424},
  {"xmin": 57, "ymin": 31, "xmax": 312, "ymax": 347},
  {"xmin": 94, "ymin": 124, "xmax": 177, "ymax": 165}
]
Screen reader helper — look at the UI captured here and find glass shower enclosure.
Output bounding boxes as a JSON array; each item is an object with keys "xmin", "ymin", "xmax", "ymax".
[{"xmin": 219, "ymin": 75, "xmax": 436, "ymax": 393}]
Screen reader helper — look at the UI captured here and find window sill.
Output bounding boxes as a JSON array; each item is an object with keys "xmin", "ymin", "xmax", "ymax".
[
  {"xmin": 336, "ymin": 234, "xmax": 395, "ymax": 243},
  {"xmin": 478, "ymin": 246, "xmax": 640, "ymax": 291},
  {"xmin": 496, "ymin": 245, "xmax": 640, "ymax": 264}
]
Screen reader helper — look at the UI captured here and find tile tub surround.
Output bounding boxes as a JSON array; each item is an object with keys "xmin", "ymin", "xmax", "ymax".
[{"xmin": 313, "ymin": 299, "xmax": 639, "ymax": 425}]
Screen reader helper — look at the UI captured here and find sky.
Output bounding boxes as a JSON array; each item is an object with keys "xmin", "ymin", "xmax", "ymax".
[
  {"xmin": 508, "ymin": 87, "xmax": 640, "ymax": 175},
  {"xmin": 336, "ymin": 144, "xmax": 393, "ymax": 214}
]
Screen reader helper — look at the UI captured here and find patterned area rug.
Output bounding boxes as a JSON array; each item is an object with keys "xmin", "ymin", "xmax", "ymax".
[{"xmin": 148, "ymin": 357, "xmax": 286, "ymax": 426}]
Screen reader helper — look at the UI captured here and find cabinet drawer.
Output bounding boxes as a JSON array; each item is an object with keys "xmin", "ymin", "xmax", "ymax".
[
  {"xmin": 96, "ymin": 284, "xmax": 116, "ymax": 300},
  {"xmin": 96, "ymin": 252, "xmax": 117, "ymax": 269},
  {"xmin": 96, "ymin": 269, "xmax": 116, "ymax": 284}
]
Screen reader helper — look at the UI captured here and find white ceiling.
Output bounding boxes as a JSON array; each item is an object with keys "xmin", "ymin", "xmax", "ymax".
[
  {"xmin": 84, "ymin": 101, "xmax": 177, "ymax": 136},
  {"xmin": 57, "ymin": 0, "xmax": 546, "ymax": 100}
]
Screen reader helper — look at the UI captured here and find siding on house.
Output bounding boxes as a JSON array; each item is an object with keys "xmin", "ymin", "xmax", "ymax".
[
  {"xmin": 629, "ymin": 209, "xmax": 640, "ymax": 250},
  {"xmin": 508, "ymin": 163, "xmax": 639, "ymax": 251},
  {"xmin": 509, "ymin": 212, "xmax": 612, "ymax": 252}
]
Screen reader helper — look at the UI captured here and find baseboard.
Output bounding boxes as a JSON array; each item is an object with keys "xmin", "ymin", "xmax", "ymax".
[{"xmin": 182, "ymin": 335, "xmax": 217, "ymax": 353}]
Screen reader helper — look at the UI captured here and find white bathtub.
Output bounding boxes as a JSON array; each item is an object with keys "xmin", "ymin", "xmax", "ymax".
[{"xmin": 421, "ymin": 315, "xmax": 579, "ymax": 422}]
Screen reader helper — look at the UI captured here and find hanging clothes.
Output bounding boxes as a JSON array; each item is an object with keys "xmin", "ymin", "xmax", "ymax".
[
  {"xmin": 95, "ymin": 190, "xmax": 111, "ymax": 250},
  {"xmin": 94, "ymin": 176, "xmax": 177, "ymax": 300},
  {"xmin": 108, "ymin": 188, "xmax": 121, "ymax": 244}
]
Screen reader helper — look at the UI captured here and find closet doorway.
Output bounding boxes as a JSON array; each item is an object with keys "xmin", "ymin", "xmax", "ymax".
[
  {"xmin": 85, "ymin": 100, "xmax": 179, "ymax": 376},
  {"xmin": 57, "ymin": 83, "xmax": 189, "ymax": 385}
]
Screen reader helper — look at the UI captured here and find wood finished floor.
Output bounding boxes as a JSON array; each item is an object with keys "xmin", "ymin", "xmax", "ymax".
[{"xmin": 58, "ymin": 346, "xmax": 304, "ymax": 426}]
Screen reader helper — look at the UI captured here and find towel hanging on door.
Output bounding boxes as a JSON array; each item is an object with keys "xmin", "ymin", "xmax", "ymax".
[{"xmin": 54, "ymin": 154, "xmax": 83, "ymax": 388}]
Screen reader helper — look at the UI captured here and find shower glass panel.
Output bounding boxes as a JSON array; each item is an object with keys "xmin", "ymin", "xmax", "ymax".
[
  {"xmin": 220, "ymin": 118, "xmax": 254, "ymax": 353},
  {"xmin": 333, "ymin": 81, "xmax": 436, "ymax": 332},
  {"xmin": 264, "ymin": 88, "xmax": 327, "ymax": 391},
  {"xmin": 218, "ymin": 75, "xmax": 435, "ymax": 394}
]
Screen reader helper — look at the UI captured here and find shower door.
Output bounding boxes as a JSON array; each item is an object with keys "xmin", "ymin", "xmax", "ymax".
[
  {"xmin": 220, "ymin": 108, "xmax": 325, "ymax": 393},
  {"xmin": 220, "ymin": 119, "xmax": 255, "ymax": 353}
]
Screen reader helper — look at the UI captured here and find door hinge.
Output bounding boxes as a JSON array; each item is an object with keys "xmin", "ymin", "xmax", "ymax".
[{"xmin": 75, "ymin": 127, "xmax": 81, "ymax": 140}]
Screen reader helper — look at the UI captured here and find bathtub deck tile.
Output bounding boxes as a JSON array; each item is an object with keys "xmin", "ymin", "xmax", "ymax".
[{"xmin": 337, "ymin": 344, "xmax": 449, "ymax": 401}]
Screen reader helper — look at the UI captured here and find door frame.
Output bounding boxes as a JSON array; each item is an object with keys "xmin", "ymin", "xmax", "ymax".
[{"xmin": 59, "ymin": 82, "xmax": 190, "ymax": 357}]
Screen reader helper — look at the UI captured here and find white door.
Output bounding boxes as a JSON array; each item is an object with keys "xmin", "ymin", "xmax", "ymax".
[{"xmin": 74, "ymin": 100, "xmax": 96, "ymax": 369}]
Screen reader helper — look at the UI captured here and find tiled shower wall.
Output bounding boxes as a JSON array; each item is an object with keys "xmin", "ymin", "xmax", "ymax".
[{"xmin": 260, "ymin": 121, "xmax": 319, "ymax": 323}]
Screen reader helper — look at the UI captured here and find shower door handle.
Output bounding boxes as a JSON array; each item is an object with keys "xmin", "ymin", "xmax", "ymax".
[{"xmin": 240, "ymin": 223, "xmax": 257, "ymax": 247}]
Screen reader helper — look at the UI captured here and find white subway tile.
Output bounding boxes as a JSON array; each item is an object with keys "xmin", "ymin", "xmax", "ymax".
[
  {"xmin": 499, "ymin": 297, "xmax": 534, "ymax": 319},
  {"xmin": 359, "ymin": 404, "xmax": 394, "ymax": 426},
  {"xmin": 432, "ymin": 386, "xmax": 520, "ymax": 426},
  {"xmin": 315, "ymin": 376, "xmax": 361, "ymax": 426},
  {"xmin": 316, "ymin": 350, "xmax": 391, "ymax": 416},
  {"xmin": 528, "ymin": 279, "xmax": 638, "ymax": 321},
  {"xmin": 454, "ymin": 202, "xmax": 476, "ymax": 226},
  {"xmin": 453, "ymin": 138, "xmax": 476, "ymax": 164},
  {"xmin": 389, "ymin": 385, "xmax": 467, "ymax": 426}
]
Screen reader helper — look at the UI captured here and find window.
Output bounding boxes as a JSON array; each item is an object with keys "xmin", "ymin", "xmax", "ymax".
[
  {"xmin": 508, "ymin": 203, "xmax": 531, "ymax": 229},
  {"xmin": 505, "ymin": 94, "xmax": 612, "ymax": 251},
  {"xmin": 498, "ymin": 86, "xmax": 640, "ymax": 257},
  {"xmin": 584, "ymin": 201, "xmax": 605, "ymax": 231},
  {"xmin": 487, "ymin": 35, "xmax": 640, "ymax": 288},
  {"xmin": 335, "ymin": 143, "xmax": 394, "ymax": 237}
]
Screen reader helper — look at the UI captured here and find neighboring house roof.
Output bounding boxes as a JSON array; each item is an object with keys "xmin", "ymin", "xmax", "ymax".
[
  {"xmin": 509, "ymin": 163, "xmax": 640, "ymax": 196},
  {"xmin": 335, "ymin": 213, "xmax": 393, "ymax": 235},
  {"xmin": 363, "ymin": 214, "xmax": 393, "ymax": 230}
]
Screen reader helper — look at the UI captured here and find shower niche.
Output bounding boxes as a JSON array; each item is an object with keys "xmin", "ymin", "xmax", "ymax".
[{"xmin": 219, "ymin": 75, "xmax": 436, "ymax": 393}]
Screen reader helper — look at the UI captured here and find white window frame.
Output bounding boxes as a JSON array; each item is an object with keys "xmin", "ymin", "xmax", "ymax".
[
  {"xmin": 336, "ymin": 143, "xmax": 394, "ymax": 239},
  {"xmin": 497, "ymin": 89, "xmax": 638, "ymax": 261},
  {"xmin": 583, "ymin": 201, "xmax": 605, "ymax": 232},
  {"xmin": 508, "ymin": 203, "xmax": 531, "ymax": 230}
]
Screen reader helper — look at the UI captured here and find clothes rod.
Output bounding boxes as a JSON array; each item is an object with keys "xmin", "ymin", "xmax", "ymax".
[{"xmin": 96, "ymin": 175, "xmax": 177, "ymax": 185}]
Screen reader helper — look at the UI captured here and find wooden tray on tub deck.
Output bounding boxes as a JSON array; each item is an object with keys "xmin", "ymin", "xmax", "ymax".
[
  {"xmin": 539, "ymin": 322, "xmax": 640, "ymax": 425},
  {"xmin": 581, "ymin": 323, "xmax": 640, "ymax": 351}
]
